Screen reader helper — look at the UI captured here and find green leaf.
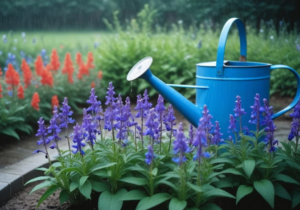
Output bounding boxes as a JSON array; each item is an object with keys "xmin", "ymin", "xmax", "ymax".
[
  {"xmin": 209, "ymin": 157, "xmax": 235, "ymax": 165},
  {"xmin": 36, "ymin": 185, "xmax": 60, "ymax": 208},
  {"xmin": 169, "ymin": 198, "xmax": 187, "ymax": 210},
  {"xmin": 236, "ymin": 185, "xmax": 253, "ymax": 204},
  {"xmin": 29, "ymin": 181, "xmax": 53, "ymax": 195},
  {"xmin": 274, "ymin": 183, "xmax": 291, "ymax": 200},
  {"xmin": 292, "ymin": 191, "xmax": 300, "ymax": 208},
  {"xmin": 90, "ymin": 181, "xmax": 109, "ymax": 192},
  {"xmin": 118, "ymin": 190, "xmax": 147, "ymax": 201},
  {"xmin": 136, "ymin": 193, "xmax": 171, "ymax": 210},
  {"xmin": 152, "ymin": 168, "xmax": 158, "ymax": 176},
  {"xmin": 98, "ymin": 189, "xmax": 127, "ymax": 210},
  {"xmin": 25, "ymin": 176, "xmax": 50, "ymax": 185},
  {"xmin": 187, "ymin": 182, "xmax": 203, "ymax": 193},
  {"xmin": 59, "ymin": 190, "xmax": 69, "ymax": 204},
  {"xmin": 119, "ymin": 177, "xmax": 147, "ymax": 186},
  {"xmin": 51, "ymin": 162, "xmax": 62, "ymax": 168},
  {"xmin": 155, "ymin": 180, "xmax": 177, "ymax": 191},
  {"xmin": 273, "ymin": 174, "xmax": 300, "ymax": 185},
  {"xmin": 202, "ymin": 203, "xmax": 222, "ymax": 210},
  {"xmin": 89, "ymin": 162, "xmax": 117, "ymax": 173},
  {"xmin": 70, "ymin": 182, "xmax": 78, "ymax": 192},
  {"xmin": 60, "ymin": 167, "xmax": 82, "ymax": 175},
  {"xmin": 78, "ymin": 180, "xmax": 92, "ymax": 199},
  {"xmin": 204, "ymin": 188, "xmax": 235, "ymax": 199},
  {"xmin": 79, "ymin": 176, "xmax": 89, "ymax": 187},
  {"xmin": 242, "ymin": 160, "xmax": 255, "ymax": 178},
  {"xmin": 1, "ymin": 127, "xmax": 20, "ymax": 140},
  {"xmin": 253, "ymin": 179, "xmax": 274, "ymax": 208},
  {"xmin": 7, "ymin": 116, "xmax": 25, "ymax": 123}
]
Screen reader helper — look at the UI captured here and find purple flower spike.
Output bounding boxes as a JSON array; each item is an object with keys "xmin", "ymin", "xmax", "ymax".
[
  {"xmin": 211, "ymin": 121, "xmax": 223, "ymax": 145},
  {"xmin": 144, "ymin": 109, "xmax": 158, "ymax": 140},
  {"xmin": 34, "ymin": 118, "xmax": 50, "ymax": 159},
  {"xmin": 155, "ymin": 95, "xmax": 165, "ymax": 119},
  {"xmin": 288, "ymin": 99, "xmax": 300, "ymax": 140},
  {"xmin": 59, "ymin": 97, "xmax": 75, "ymax": 129},
  {"xmin": 193, "ymin": 119, "xmax": 209, "ymax": 162},
  {"xmin": 262, "ymin": 99, "xmax": 277, "ymax": 152},
  {"xmin": 72, "ymin": 123, "xmax": 86, "ymax": 156},
  {"xmin": 234, "ymin": 96, "xmax": 246, "ymax": 117},
  {"xmin": 145, "ymin": 145, "xmax": 155, "ymax": 165},
  {"xmin": 82, "ymin": 108, "xmax": 97, "ymax": 149},
  {"xmin": 172, "ymin": 123, "xmax": 190, "ymax": 165},
  {"xmin": 188, "ymin": 124, "xmax": 194, "ymax": 145},
  {"xmin": 228, "ymin": 114, "xmax": 237, "ymax": 133},
  {"xmin": 142, "ymin": 89, "xmax": 152, "ymax": 113},
  {"xmin": 199, "ymin": 105, "xmax": 213, "ymax": 131},
  {"xmin": 105, "ymin": 82, "xmax": 116, "ymax": 106},
  {"xmin": 163, "ymin": 104, "xmax": 176, "ymax": 131},
  {"xmin": 249, "ymin": 94, "xmax": 264, "ymax": 130},
  {"xmin": 86, "ymin": 88, "xmax": 101, "ymax": 114}
]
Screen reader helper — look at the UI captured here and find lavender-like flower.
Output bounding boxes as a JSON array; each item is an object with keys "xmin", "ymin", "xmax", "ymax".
[
  {"xmin": 188, "ymin": 124, "xmax": 194, "ymax": 146},
  {"xmin": 59, "ymin": 97, "xmax": 75, "ymax": 152},
  {"xmin": 145, "ymin": 145, "xmax": 155, "ymax": 165},
  {"xmin": 234, "ymin": 96, "xmax": 246, "ymax": 117},
  {"xmin": 34, "ymin": 118, "xmax": 51, "ymax": 162},
  {"xmin": 288, "ymin": 99, "xmax": 300, "ymax": 142},
  {"xmin": 72, "ymin": 123, "xmax": 86, "ymax": 156},
  {"xmin": 193, "ymin": 120, "xmax": 210, "ymax": 162},
  {"xmin": 262, "ymin": 99, "xmax": 278, "ymax": 152},
  {"xmin": 48, "ymin": 107, "xmax": 62, "ymax": 152},
  {"xmin": 199, "ymin": 105, "xmax": 213, "ymax": 145},
  {"xmin": 142, "ymin": 89, "xmax": 152, "ymax": 113},
  {"xmin": 104, "ymin": 82, "xmax": 116, "ymax": 140},
  {"xmin": 249, "ymin": 93, "xmax": 264, "ymax": 132},
  {"xmin": 59, "ymin": 97, "xmax": 75, "ymax": 129},
  {"xmin": 228, "ymin": 114, "xmax": 237, "ymax": 133},
  {"xmin": 172, "ymin": 123, "xmax": 190, "ymax": 165},
  {"xmin": 144, "ymin": 108, "xmax": 158, "ymax": 144},
  {"xmin": 105, "ymin": 82, "xmax": 116, "ymax": 106},
  {"xmin": 163, "ymin": 104, "xmax": 176, "ymax": 131},
  {"xmin": 155, "ymin": 95, "xmax": 165, "ymax": 152},
  {"xmin": 86, "ymin": 88, "xmax": 101, "ymax": 114},
  {"xmin": 82, "ymin": 109, "xmax": 97, "ymax": 150},
  {"xmin": 211, "ymin": 121, "xmax": 223, "ymax": 145}
]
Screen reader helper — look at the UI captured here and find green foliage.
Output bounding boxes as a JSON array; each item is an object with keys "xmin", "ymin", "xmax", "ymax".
[{"xmin": 25, "ymin": 85, "xmax": 300, "ymax": 209}]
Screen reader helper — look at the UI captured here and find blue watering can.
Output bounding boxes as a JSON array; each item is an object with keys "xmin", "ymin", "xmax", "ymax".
[{"xmin": 127, "ymin": 18, "xmax": 300, "ymax": 135}]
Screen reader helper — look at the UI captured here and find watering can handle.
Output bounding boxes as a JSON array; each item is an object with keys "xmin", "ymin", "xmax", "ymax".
[
  {"xmin": 216, "ymin": 18, "xmax": 247, "ymax": 76},
  {"xmin": 271, "ymin": 65, "xmax": 300, "ymax": 119}
]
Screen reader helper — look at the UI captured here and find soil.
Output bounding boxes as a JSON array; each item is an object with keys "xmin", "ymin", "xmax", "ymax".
[{"xmin": 0, "ymin": 183, "xmax": 69, "ymax": 210}]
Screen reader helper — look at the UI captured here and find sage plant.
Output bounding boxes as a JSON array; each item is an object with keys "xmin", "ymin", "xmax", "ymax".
[
  {"xmin": 288, "ymin": 99, "xmax": 300, "ymax": 151},
  {"xmin": 59, "ymin": 97, "xmax": 75, "ymax": 152},
  {"xmin": 154, "ymin": 95, "xmax": 165, "ymax": 152},
  {"xmin": 233, "ymin": 95, "xmax": 246, "ymax": 133},
  {"xmin": 48, "ymin": 106, "xmax": 62, "ymax": 156},
  {"xmin": 33, "ymin": 117, "xmax": 52, "ymax": 164}
]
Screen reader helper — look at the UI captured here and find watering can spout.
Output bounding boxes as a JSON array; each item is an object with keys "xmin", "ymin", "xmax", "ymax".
[{"xmin": 127, "ymin": 57, "xmax": 202, "ymax": 127}]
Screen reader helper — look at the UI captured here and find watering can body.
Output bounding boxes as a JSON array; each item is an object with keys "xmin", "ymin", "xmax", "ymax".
[{"xmin": 127, "ymin": 18, "xmax": 300, "ymax": 136}]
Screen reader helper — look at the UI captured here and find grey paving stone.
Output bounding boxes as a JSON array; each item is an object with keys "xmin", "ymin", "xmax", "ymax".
[{"xmin": 0, "ymin": 182, "xmax": 10, "ymax": 205}]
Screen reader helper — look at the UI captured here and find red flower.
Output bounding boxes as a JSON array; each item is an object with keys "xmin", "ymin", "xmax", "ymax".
[
  {"xmin": 62, "ymin": 53, "xmax": 74, "ymax": 84},
  {"xmin": 35, "ymin": 55, "xmax": 44, "ymax": 76},
  {"xmin": 86, "ymin": 52, "xmax": 95, "ymax": 69},
  {"xmin": 21, "ymin": 59, "xmax": 33, "ymax": 88},
  {"xmin": 0, "ymin": 67, "xmax": 3, "ymax": 77},
  {"xmin": 98, "ymin": 70, "xmax": 103, "ymax": 79},
  {"xmin": 17, "ymin": 85, "xmax": 24, "ymax": 99},
  {"xmin": 5, "ymin": 64, "xmax": 20, "ymax": 89},
  {"xmin": 76, "ymin": 52, "xmax": 83, "ymax": 67},
  {"xmin": 0, "ymin": 83, "xmax": 3, "ymax": 98},
  {"xmin": 31, "ymin": 92, "xmax": 40, "ymax": 110},
  {"xmin": 50, "ymin": 49, "xmax": 60, "ymax": 71},
  {"xmin": 51, "ymin": 95, "xmax": 59, "ymax": 110},
  {"xmin": 91, "ymin": 81, "xmax": 95, "ymax": 88},
  {"xmin": 40, "ymin": 69, "xmax": 53, "ymax": 86},
  {"xmin": 77, "ymin": 63, "xmax": 89, "ymax": 79}
]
